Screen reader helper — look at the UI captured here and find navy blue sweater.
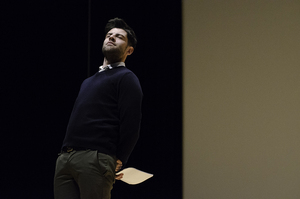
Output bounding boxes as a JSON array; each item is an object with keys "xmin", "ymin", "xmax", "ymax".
[{"xmin": 62, "ymin": 66, "xmax": 143, "ymax": 164}]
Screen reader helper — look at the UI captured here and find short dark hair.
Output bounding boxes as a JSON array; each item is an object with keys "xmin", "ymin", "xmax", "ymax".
[{"xmin": 104, "ymin": 18, "xmax": 137, "ymax": 49}]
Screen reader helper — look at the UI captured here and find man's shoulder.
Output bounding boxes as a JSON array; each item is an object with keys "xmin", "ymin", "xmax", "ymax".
[
  {"xmin": 113, "ymin": 67, "xmax": 141, "ymax": 85},
  {"xmin": 112, "ymin": 66, "xmax": 138, "ymax": 77},
  {"xmin": 116, "ymin": 66, "xmax": 134, "ymax": 73}
]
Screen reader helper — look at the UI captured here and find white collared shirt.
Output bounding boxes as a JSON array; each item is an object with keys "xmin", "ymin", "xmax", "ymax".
[{"xmin": 99, "ymin": 62, "xmax": 126, "ymax": 72}]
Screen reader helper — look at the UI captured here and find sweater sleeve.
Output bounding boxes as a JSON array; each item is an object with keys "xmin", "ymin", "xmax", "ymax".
[{"xmin": 116, "ymin": 72, "xmax": 143, "ymax": 164}]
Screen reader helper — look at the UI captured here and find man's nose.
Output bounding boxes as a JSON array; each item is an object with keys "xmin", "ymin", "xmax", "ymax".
[{"xmin": 109, "ymin": 35, "xmax": 116, "ymax": 41}]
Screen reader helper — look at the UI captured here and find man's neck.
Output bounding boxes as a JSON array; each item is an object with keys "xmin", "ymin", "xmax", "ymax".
[{"xmin": 103, "ymin": 58, "xmax": 125, "ymax": 67}]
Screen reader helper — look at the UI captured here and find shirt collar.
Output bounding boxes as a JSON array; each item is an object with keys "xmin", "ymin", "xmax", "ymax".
[{"xmin": 99, "ymin": 62, "xmax": 126, "ymax": 72}]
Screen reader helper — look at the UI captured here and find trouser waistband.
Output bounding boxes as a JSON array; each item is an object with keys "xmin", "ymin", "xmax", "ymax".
[{"xmin": 62, "ymin": 146, "xmax": 89, "ymax": 153}]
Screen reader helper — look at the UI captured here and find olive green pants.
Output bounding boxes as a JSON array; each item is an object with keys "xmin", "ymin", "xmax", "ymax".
[{"xmin": 54, "ymin": 150, "xmax": 116, "ymax": 199}]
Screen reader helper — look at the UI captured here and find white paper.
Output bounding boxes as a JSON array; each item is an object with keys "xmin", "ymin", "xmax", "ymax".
[{"xmin": 116, "ymin": 167, "xmax": 153, "ymax": 185}]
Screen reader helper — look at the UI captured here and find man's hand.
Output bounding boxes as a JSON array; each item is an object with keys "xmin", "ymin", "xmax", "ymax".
[
  {"xmin": 115, "ymin": 159, "xmax": 123, "ymax": 180},
  {"xmin": 115, "ymin": 173, "xmax": 124, "ymax": 180}
]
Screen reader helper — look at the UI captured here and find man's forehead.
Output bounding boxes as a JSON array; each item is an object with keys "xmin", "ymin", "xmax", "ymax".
[{"xmin": 107, "ymin": 28, "xmax": 127, "ymax": 36}]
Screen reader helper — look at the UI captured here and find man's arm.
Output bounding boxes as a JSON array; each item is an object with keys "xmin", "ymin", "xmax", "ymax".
[{"xmin": 116, "ymin": 72, "xmax": 143, "ymax": 165}]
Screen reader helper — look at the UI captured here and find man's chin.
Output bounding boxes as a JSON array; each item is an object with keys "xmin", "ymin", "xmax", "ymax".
[
  {"xmin": 103, "ymin": 48, "xmax": 121, "ymax": 57},
  {"xmin": 103, "ymin": 46, "xmax": 115, "ymax": 51},
  {"xmin": 103, "ymin": 47, "xmax": 118, "ymax": 53}
]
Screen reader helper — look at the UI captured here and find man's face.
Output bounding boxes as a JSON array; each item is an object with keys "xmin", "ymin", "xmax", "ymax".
[{"xmin": 102, "ymin": 28, "xmax": 131, "ymax": 62}]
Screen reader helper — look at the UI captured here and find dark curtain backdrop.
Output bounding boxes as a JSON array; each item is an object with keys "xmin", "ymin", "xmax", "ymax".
[{"xmin": 2, "ymin": 1, "xmax": 182, "ymax": 198}]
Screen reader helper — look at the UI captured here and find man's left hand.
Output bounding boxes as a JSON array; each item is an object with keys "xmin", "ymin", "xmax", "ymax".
[{"xmin": 115, "ymin": 159, "xmax": 123, "ymax": 180}]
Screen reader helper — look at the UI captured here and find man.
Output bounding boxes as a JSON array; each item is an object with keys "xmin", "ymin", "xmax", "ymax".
[{"xmin": 54, "ymin": 18, "xmax": 142, "ymax": 199}]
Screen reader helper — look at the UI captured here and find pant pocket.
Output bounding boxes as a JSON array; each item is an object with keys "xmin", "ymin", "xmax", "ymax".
[{"xmin": 97, "ymin": 153, "xmax": 115, "ymax": 183}]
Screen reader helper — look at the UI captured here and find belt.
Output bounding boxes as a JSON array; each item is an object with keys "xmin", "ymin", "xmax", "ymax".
[{"xmin": 62, "ymin": 146, "xmax": 89, "ymax": 153}]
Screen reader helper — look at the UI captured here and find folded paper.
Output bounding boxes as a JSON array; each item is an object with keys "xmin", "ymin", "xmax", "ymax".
[{"xmin": 116, "ymin": 167, "xmax": 153, "ymax": 185}]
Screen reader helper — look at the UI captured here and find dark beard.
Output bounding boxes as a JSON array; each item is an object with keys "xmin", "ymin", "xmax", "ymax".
[{"xmin": 102, "ymin": 46, "xmax": 123, "ymax": 63}]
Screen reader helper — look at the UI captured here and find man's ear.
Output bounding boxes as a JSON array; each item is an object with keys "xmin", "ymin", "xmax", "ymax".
[{"xmin": 126, "ymin": 46, "xmax": 134, "ymax": 56}]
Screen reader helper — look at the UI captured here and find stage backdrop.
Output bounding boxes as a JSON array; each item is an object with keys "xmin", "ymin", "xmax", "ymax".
[
  {"xmin": 2, "ymin": 0, "xmax": 182, "ymax": 198},
  {"xmin": 183, "ymin": 1, "xmax": 300, "ymax": 198}
]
